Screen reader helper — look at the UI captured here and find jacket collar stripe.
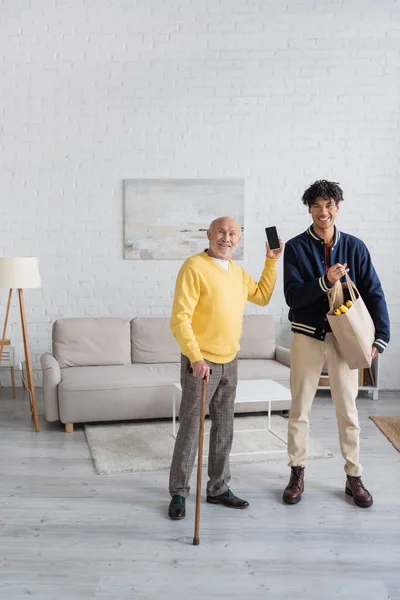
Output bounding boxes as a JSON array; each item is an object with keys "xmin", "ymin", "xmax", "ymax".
[{"xmin": 307, "ymin": 225, "xmax": 340, "ymax": 247}]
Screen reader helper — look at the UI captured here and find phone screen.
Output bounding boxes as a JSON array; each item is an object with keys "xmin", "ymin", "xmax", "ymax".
[{"xmin": 265, "ymin": 226, "xmax": 280, "ymax": 250}]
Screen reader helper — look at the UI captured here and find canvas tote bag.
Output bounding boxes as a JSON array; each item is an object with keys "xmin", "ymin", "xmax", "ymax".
[{"xmin": 327, "ymin": 273, "xmax": 375, "ymax": 370}]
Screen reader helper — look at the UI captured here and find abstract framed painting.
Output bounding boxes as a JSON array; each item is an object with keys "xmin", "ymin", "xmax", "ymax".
[{"xmin": 124, "ymin": 178, "xmax": 244, "ymax": 260}]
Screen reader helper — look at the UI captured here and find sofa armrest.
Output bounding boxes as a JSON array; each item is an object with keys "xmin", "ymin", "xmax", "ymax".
[
  {"xmin": 275, "ymin": 345, "xmax": 291, "ymax": 368},
  {"xmin": 40, "ymin": 353, "xmax": 61, "ymax": 422}
]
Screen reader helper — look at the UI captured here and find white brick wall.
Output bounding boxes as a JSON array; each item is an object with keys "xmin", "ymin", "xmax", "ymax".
[{"xmin": 0, "ymin": 0, "xmax": 399, "ymax": 389}]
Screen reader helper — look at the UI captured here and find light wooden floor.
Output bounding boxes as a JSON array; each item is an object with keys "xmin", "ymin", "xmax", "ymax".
[{"xmin": 0, "ymin": 387, "xmax": 399, "ymax": 600}]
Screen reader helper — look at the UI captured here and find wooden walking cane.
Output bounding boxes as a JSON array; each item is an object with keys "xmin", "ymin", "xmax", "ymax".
[{"xmin": 193, "ymin": 368, "xmax": 212, "ymax": 546}]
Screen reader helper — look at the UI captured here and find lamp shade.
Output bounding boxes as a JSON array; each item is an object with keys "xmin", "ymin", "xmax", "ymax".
[{"xmin": 0, "ymin": 257, "xmax": 41, "ymax": 289}]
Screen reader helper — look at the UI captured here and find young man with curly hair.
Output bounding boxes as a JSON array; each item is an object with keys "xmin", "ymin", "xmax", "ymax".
[{"xmin": 283, "ymin": 180, "xmax": 390, "ymax": 508}]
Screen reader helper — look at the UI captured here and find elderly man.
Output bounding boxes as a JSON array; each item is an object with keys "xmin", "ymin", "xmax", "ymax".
[{"xmin": 168, "ymin": 216, "xmax": 283, "ymax": 519}]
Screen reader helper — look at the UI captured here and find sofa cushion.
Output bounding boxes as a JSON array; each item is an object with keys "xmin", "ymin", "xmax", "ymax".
[
  {"xmin": 238, "ymin": 314, "xmax": 276, "ymax": 359},
  {"xmin": 238, "ymin": 358, "xmax": 290, "ymax": 383},
  {"xmin": 131, "ymin": 317, "xmax": 180, "ymax": 363},
  {"xmin": 59, "ymin": 363, "xmax": 181, "ymax": 391},
  {"xmin": 53, "ymin": 317, "xmax": 131, "ymax": 368}
]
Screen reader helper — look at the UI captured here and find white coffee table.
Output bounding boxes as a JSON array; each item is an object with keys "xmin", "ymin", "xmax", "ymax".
[{"xmin": 172, "ymin": 379, "xmax": 292, "ymax": 452}]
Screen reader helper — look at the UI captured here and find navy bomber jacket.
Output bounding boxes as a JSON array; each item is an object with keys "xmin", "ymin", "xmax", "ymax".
[{"xmin": 284, "ymin": 225, "xmax": 390, "ymax": 353}]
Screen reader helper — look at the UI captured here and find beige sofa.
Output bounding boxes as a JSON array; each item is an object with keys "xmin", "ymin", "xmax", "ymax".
[{"xmin": 40, "ymin": 315, "xmax": 291, "ymax": 432}]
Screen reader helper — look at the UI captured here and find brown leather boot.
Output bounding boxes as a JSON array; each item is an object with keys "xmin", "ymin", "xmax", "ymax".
[
  {"xmin": 283, "ymin": 467, "xmax": 305, "ymax": 505},
  {"xmin": 345, "ymin": 476, "xmax": 373, "ymax": 508}
]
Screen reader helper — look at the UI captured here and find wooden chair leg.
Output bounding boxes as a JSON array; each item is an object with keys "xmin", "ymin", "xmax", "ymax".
[
  {"xmin": 65, "ymin": 423, "xmax": 74, "ymax": 433},
  {"xmin": 10, "ymin": 367, "xmax": 16, "ymax": 398}
]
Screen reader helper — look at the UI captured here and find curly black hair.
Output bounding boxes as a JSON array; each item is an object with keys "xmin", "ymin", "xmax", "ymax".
[{"xmin": 302, "ymin": 180, "xmax": 344, "ymax": 207}]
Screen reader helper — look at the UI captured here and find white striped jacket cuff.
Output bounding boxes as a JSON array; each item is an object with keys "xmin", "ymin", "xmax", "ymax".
[
  {"xmin": 319, "ymin": 275, "xmax": 331, "ymax": 293},
  {"xmin": 373, "ymin": 339, "xmax": 388, "ymax": 352}
]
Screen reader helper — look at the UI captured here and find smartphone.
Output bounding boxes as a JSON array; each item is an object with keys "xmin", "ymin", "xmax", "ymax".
[{"xmin": 265, "ymin": 226, "xmax": 280, "ymax": 251}]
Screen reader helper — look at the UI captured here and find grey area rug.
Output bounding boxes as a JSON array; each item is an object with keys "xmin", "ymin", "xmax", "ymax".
[{"xmin": 85, "ymin": 415, "xmax": 333, "ymax": 475}]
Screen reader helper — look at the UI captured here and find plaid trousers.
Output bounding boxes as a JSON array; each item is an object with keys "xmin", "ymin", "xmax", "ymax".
[{"xmin": 169, "ymin": 354, "xmax": 238, "ymax": 498}]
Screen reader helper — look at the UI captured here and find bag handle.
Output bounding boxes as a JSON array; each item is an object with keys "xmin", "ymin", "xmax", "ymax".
[
  {"xmin": 328, "ymin": 281, "xmax": 341, "ymax": 309},
  {"xmin": 328, "ymin": 279, "xmax": 345, "ymax": 310},
  {"xmin": 344, "ymin": 272, "xmax": 358, "ymax": 303},
  {"xmin": 327, "ymin": 272, "xmax": 358, "ymax": 309}
]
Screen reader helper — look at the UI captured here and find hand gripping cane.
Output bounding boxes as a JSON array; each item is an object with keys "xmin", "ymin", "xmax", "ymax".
[{"xmin": 192, "ymin": 368, "xmax": 212, "ymax": 546}]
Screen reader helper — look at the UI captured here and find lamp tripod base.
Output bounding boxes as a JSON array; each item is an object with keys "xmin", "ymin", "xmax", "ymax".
[{"xmin": 0, "ymin": 289, "xmax": 40, "ymax": 432}]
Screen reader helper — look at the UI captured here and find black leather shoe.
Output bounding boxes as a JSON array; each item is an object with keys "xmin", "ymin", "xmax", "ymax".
[
  {"xmin": 168, "ymin": 495, "xmax": 186, "ymax": 520},
  {"xmin": 206, "ymin": 489, "xmax": 249, "ymax": 509}
]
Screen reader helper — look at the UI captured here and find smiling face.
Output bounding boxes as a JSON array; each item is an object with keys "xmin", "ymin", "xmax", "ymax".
[
  {"xmin": 207, "ymin": 217, "xmax": 241, "ymax": 260},
  {"xmin": 308, "ymin": 196, "xmax": 339, "ymax": 237}
]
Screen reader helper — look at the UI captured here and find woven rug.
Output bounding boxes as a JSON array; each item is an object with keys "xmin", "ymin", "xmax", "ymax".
[
  {"xmin": 85, "ymin": 415, "xmax": 334, "ymax": 475},
  {"xmin": 369, "ymin": 416, "xmax": 400, "ymax": 453}
]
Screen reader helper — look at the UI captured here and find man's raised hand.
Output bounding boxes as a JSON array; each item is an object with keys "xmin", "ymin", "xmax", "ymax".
[{"xmin": 266, "ymin": 237, "xmax": 284, "ymax": 260}]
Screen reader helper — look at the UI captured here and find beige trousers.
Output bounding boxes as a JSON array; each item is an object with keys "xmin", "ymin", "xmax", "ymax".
[{"xmin": 288, "ymin": 333, "xmax": 362, "ymax": 476}]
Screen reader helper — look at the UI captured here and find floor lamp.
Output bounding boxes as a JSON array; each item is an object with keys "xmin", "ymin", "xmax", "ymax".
[{"xmin": 0, "ymin": 257, "xmax": 41, "ymax": 432}]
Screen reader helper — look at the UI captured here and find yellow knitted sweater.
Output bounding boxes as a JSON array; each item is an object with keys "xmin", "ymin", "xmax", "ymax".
[{"xmin": 170, "ymin": 250, "xmax": 277, "ymax": 364}]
